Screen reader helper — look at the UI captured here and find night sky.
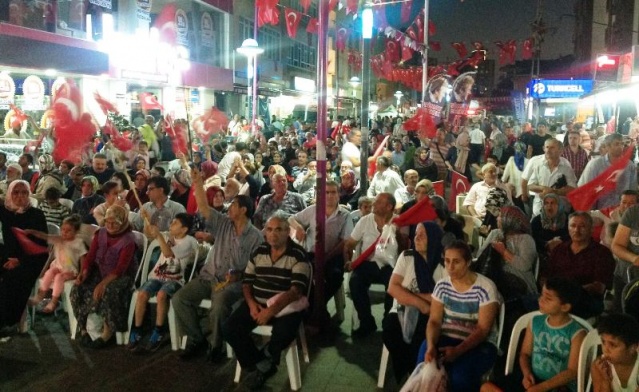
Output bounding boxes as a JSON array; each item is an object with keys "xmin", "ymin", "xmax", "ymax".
[{"xmin": 424, "ymin": 0, "xmax": 577, "ymax": 62}]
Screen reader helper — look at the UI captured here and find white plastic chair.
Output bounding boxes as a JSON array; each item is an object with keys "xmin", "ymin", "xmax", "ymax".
[
  {"xmin": 231, "ymin": 267, "xmax": 313, "ymax": 391},
  {"xmin": 59, "ymin": 198, "xmax": 74, "ymax": 211},
  {"xmin": 47, "ymin": 223, "xmax": 60, "ymax": 235},
  {"xmin": 127, "ymin": 239, "xmax": 198, "ymax": 351},
  {"xmin": 505, "ymin": 311, "xmax": 593, "ymax": 376},
  {"xmin": 577, "ymin": 329, "xmax": 601, "ymax": 392}
]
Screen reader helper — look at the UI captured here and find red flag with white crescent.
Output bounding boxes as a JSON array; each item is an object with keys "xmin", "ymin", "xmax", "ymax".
[
  {"xmin": 12, "ymin": 228, "xmax": 49, "ymax": 255},
  {"xmin": 414, "ymin": 14, "xmax": 424, "ymax": 42},
  {"xmin": 385, "ymin": 39, "xmax": 400, "ymax": 62},
  {"xmin": 567, "ymin": 144, "xmax": 635, "ymax": 211},
  {"xmin": 153, "ymin": 3, "xmax": 177, "ymax": 45},
  {"xmin": 306, "ymin": 18, "xmax": 319, "ymax": 34},
  {"xmin": 300, "ymin": 0, "xmax": 311, "ymax": 13},
  {"xmin": 346, "ymin": 0, "xmax": 358, "ymax": 15},
  {"xmin": 93, "ymin": 92, "xmax": 118, "ymax": 115},
  {"xmin": 401, "ymin": 46, "xmax": 413, "ymax": 62},
  {"xmin": 472, "ymin": 41, "xmax": 484, "ymax": 51},
  {"xmin": 506, "ymin": 39, "xmax": 517, "ymax": 64},
  {"xmin": 284, "ymin": 8, "xmax": 302, "ymax": 39},
  {"xmin": 138, "ymin": 92, "xmax": 164, "ymax": 112},
  {"xmin": 336, "ymin": 28, "xmax": 349, "ymax": 52},
  {"xmin": 522, "ymin": 38, "xmax": 534, "ymax": 59},
  {"xmin": 449, "ymin": 170, "xmax": 471, "ymax": 211}
]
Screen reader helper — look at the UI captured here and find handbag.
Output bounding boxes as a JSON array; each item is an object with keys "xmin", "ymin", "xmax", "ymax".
[
  {"xmin": 374, "ymin": 224, "xmax": 399, "ymax": 267},
  {"xmin": 471, "ymin": 244, "xmax": 504, "ymax": 286},
  {"xmin": 400, "ymin": 359, "xmax": 448, "ymax": 392},
  {"xmin": 397, "ymin": 305, "xmax": 421, "ymax": 344}
]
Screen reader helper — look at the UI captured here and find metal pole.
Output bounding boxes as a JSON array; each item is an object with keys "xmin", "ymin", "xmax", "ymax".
[
  {"xmin": 360, "ymin": 38, "xmax": 371, "ymax": 190},
  {"xmin": 252, "ymin": 7, "xmax": 259, "ymax": 135},
  {"xmin": 311, "ymin": 0, "xmax": 329, "ymax": 328},
  {"xmin": 335, "ymin": 48, "xmax": 340, "ymax": 120},
  {"xmin": 421, "ymin": 0, "xmax": 429, "ymax": 104}
]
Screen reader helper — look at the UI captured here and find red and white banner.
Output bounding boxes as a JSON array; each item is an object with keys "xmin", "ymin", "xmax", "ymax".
[
  {"xmin": 284, "ymin": 8, "xmax": 302, "ymax": 39},
  {"xmin": 449, "ymin": 170, "xmax": 471, "ymax": 211},
  {"xmin": 451, "ymin": 42, "xmax": 467, "ymax": 59},
  {"xmin": 299, "ymin": 0, "xmax": 311, "ymax": 13},
  {"xmin": 306, "ymin": 18, "xmax": 319, "ymax": 34},
  {"xmin": 138, "ymin": 92, "xmax": 164, "ymax": 112},
  {"xmin": 153, "ymin": 3, "xmax": 177, "ymax": 45},
  {"xmin": 256, "ymin": 0, "xmax": 279, "ymax": 28}
]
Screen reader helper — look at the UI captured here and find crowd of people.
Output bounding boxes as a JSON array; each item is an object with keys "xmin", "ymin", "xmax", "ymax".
[{"xmin": 1, "ymin": 111, "xmax": 639, "ymax": 391}]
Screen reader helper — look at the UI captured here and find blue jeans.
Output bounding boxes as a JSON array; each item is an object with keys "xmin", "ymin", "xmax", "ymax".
[
  {"xmin": 417, "ymin": 336, "xmax": 498, "ymax": 392},
  {"xmin": 139, "ymin": 279, "xmax": 182, "ymax": 297}
]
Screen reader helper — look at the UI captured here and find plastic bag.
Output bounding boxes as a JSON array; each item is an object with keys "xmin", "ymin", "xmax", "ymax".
[
  {"xmin": 400, "ymin": 360, "xmax": 448, "ymax": 392},
  {"xmin": 86, "ymin": 312, "xmax": 104, "ymax": 341},
  {"xmin": 374, "ymin": 224, "xmax": 399, "ymax": 267}
]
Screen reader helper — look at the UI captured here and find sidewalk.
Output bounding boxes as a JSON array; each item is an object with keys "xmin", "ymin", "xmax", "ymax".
[{"xmin": 0, "ymin": 289, "xmax": 401, "ymax": 392}]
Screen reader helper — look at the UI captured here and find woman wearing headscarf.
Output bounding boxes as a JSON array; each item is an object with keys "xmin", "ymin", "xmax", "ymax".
[
  {"xmin": 445, "ymin": 131, "xmax": 473, "ymax": 181},
  {"xmin": 383, "ymin": 222, "xmax": 443, "ymax": 383},
  {"xmin": 478, "ymin": 206, "xmax": 538, "ymax": 298},
  {"xmin": 339, "ymin": 169, "xmax": 361, "ymax": 211},
  {"xmin": 0, "ymin": 180, "xmax": 49, "ymax": 331},
  {"xmin": 71, "ymin": 175, "xmax": 105, "ymax": 225},
  {"xmin": 530, "ymin": 193, "xmax": 570, "ymax": 268},
  {"xmin": 491, "ymin": 132, "xmax": 514, "ymax": 167},
  {"xmin": 70, "ymin": 205, "xmax": 138, "ymax": 348},
  {"xmin": 125, "ymin": 169, "xmax": 150, "ymax": 212},
  {"xmin": 501, "ymin": 141, "xmax": 528, "ymax": 211},
  {"xmin": 409, "ymin": 147, "xmax": 438, "ymax": 182}
]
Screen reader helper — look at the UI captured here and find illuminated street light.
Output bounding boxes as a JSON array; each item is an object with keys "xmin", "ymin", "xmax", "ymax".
[
  {"xmin": 237, "ymin": 39, "xmax": 264, "ymax": 134},
  {"xmin": 394, "ymin": 90, "xmax": 404, "ymax": 108},
  {"xmin": 349, "ymin": 76, "xmax": 361, "ymax": 87}
]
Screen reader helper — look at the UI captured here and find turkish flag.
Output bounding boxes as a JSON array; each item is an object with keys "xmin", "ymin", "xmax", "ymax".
[
  {"xmin": 567, "ymin": 145, "xmax": 635, "ymax": 211},
  {"xmin": 402, "ymin": 107, "xmax": 437, "ymax": 140},
  {"xmin": 103, "ymin": 120, "xmax": 134, "ymax": 152},
  {"xmin": 386, "ymin": 39, "xmax": 400, "ymax": 62},
  {"xmin": 306, "ymin": 18, "xmax": 319, "ymax": 34},
  {"xmin": 328, "ymin": 0, "xmax": 338, "ymax": 11},
  {"xmin": 451, "ymin": 42, "xmax": 467, "ymax": 59},
  {"xmin": 522, "ymin": 38, "xmax": 533, "ymax": 59},
  {"xmin": 449, "ymin": 170, "xmax": 470, "ymax": 211},
  {"xmin": 93, "ymin": 92, "xmax": 118, "ymax": 115},
  {"xmin": 138, "ymin": 92, "xmax": 164, "ymax": 112},
  {"xmin": 9, "ymin": 104, "xmax": 27, "ymax": 123},
  {"xmin": 336, "ymin": 28, "xmax": 349, "ymax": 52},
  {"xmin": 506, "ymin": 39, "xmax": 517, "ymax": 64},
  {"xmin": 429, "ymin": 41, "xmax": 441, "ymax": 51},
  {"xmin": 495, "ymin": 41, "xmax": 508, "ymax": 65},
  {"xmin": 472, "ymin": 41, "xmax": 484, "ymax": 51},
  {"xmin": 346, "ymin": 0, "xmax": 358, "ymax": 15},
  {"xmin": 351, "ymin": 195, "xmax": 437, "ymax": 270},
  {"xmin": 401, "ymin": 46, "xmax": 413, "ymax": 62},
  {"xmin": 428, "ymin": 20, "xmax": 436, "ymax": 36},
  {"xmin": 415, "ymin": 14, "xmax": 424, "ymax": 42},
  {"xmin": 257, "ymin": 0, "xmax": 279, "ymax": 27},
  {"xmin": 284, "ymin": 8, "xmax": 302, "ymax": 39},
  {"xmin": 432, "ymin": 181, "xmax": 445, "ymax": 197},
  {"xmin": 153, "ymin": 3, "xmax": 177, "ymax": 45},
  {"xmin": 193, "ymin": 106, "xmax": 228, "ymax": 142},
  {"xmin": 300, "ymin": 0, "xmax": 311, "ymax": 13},
  {"xmin": 12, "ymin": 228, "xmax": 49, "ymax": 256},
  {"xmin": 368, "ymin": 135, "xmax": 391, "ymax": 179}
]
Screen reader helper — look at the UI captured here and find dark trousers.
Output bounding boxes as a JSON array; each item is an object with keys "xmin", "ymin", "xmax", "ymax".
[
  {"xmin": 382, "ymin": 312, "xmax": 429, "ymax": 383},
  {"xmin": 222, "ymin": 301, "xmax": 303, "ymax": 370},
  {"xmin": 349, "ymin": 262, "xmax": 393, "ymax": 327},
  {"xmin": 308, "ymin": 253, "xmax": 344, "ymax": 305}
]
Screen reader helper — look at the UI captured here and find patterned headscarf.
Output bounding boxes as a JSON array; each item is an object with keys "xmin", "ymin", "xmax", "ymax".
[
  {"xmin": 38, "ymin": 154, "xmax": 55, "ymax": 172},
  {"xmin": 484, "ymin": 187, "xmax": 510, "ymax": 217},
  {"xmin": 81, "ymin": 175, "xmax": 99, "ymax": 195},
  {"xmin": 4, "ymin": 180, "xmax": 33, "ymax": 214},
  {"xmin": 540, "ymin": 193, "xmax": 567, "ymax": 231},
  {"xmin": 104, "ymin": 205, "xmax": 131, "ymax": 235},
  {"xmin": 499, "ymin": 206, "xmax": 531, "ymax": 236}
]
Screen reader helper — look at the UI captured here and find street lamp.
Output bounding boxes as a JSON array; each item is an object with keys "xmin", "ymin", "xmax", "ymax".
[
  {"xmin": 394, "ymin": 90, "xmax": 404, "ymax": 112},
  {"xmin": 360, "ymin": 3, "xmax": 373, "ymax": 189},
  {"xmin": 349, "ymin": 76, "xmax": 361, "ymax": 87},
  {"xmin": 237, "ymin": 38, "xmax": 264, "ymax": 135}
]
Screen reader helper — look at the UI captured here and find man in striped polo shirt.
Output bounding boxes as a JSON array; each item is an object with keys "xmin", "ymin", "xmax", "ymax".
[{"xmin": 223, "ymin": 211, "xmax": 311, "ymax": 389}]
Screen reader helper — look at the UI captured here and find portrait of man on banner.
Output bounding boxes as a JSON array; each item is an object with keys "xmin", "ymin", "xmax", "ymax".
[
  {"xmin": 448, "ymin": 71, "xmax": 476, "ymax": 134},
  {"xmin": 423, "ymin": 74, "xmax": 450, "ymax": 126}
]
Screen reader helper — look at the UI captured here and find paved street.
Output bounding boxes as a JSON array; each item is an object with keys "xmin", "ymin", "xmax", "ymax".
[{"xmin": 0, "ymin": 289, "xmax": 401, "ymax": 392}]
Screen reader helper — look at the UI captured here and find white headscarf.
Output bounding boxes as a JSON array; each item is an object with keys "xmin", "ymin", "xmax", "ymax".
[{"xmin": 5, "ymin": 180, "xmax": 33, "ymax": 214}]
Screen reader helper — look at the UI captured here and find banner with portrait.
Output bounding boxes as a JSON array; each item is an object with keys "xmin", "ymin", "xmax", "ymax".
[
  {"xmin": 423, "ymin": 74, "xmax": 450, "ymax": 126},
  {"xmin": 448, "ymin": 71, "xmax": 476, "ymax": 135}
]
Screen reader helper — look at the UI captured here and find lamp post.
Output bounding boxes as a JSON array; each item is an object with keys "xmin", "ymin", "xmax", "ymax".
[
  {"xmin": 360, "ymin": 4, "xmax": 373, "ymax": 190},
  {"xmin": 237, "ymin": 38, "xmax": 263, "ymax": 135},
  {"xmin": 394, "ymin": 90, "xmax": 404, "ymax": 112},
  {"xmin": 349, "ymin": 76, "xmax": 360, "ymax": 117}
]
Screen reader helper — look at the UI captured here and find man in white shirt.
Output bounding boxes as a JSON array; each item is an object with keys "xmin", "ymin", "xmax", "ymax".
[
  {"xmin": 341, "ymin": 129, "xmax": 362, "ymax": 177},
  {"xmin": 522, "ymin": 138, "xmax": 577, "ymax": 216},
  {"xmin": 463, "ymin": 162, "xmax": 512, "ymax": 222},
  {"xmin": 367, "ymin": 156, "xmax": 405, "ymax": 198},
  {"xmin": 469, "ymin": 125, "xmax": 486, "ymax": 166},
  {"xmin": 217, "ymin": 142, "xmax": 248, "ymax": 183}
]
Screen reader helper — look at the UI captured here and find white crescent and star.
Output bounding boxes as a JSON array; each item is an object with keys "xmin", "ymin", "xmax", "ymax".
[
  {"xmin": 605, "ymin": 169, "xmax": 624, "ymax": 183},
  {"xmin": 455, "ymin": 178, "xmax": 467, "ymax": 193},
  {"xmin": 287, "ymin": 11, "xmax": 297, "ymax": 25}
]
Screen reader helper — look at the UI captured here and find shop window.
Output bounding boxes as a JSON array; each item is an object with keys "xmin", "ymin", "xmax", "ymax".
[{"xmin": 287, "ymin": 42, "xmax": 316, "ymax": 71}]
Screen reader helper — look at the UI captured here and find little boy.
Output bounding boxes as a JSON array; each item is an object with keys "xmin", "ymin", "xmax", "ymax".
[
  {"xmin": 591, "ymin": 313, "xmax": 639, "ymax": 392},
  {"xmin": 40, "ymin": 187, "xmax": 71, "ymax": 226},
  {"xmin": 128, "ymin": 213, "xmax": 198, "ymax": 352},
  {"xmin": 481, "ymin": 277, "xmax": 587, "ymax": 392}
]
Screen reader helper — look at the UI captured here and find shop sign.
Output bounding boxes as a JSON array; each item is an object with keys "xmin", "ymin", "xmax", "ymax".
[
  {"xmin": 89, "ymin": 0, "xmax": 112, "ymax": 10},
  {"xmin": 528, "ymin": 79, "xmax": 593, "ymax": 99},
  {"xmin": 294, "ymin": 77, "xmax": 316, "ymax": 93},
  {"xmin": 190, "ymin": 89, "xmax": 200, "ymax": 104},
  {"xmin": 136, "ymin": 0, "xmax": 152, "ymax": 22},
  {"xmin": 22, "ymin": 75, "xmax": 45, "ymax": 110},
  {"xmin": 176, "ymin": 8, "xmax": 189, "ymax": 47},
  {"xmin": 201, "ymin": 12, "xmax": 213, "ymax": 48},
  {"xmin": 0, "ymin": 72, "xmax": 16, "ymax": 109}
]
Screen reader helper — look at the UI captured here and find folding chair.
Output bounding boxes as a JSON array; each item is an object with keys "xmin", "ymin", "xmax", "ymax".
[{"xmin": 577, "ymin": 329, "xmax": 602, "ymax": 392}]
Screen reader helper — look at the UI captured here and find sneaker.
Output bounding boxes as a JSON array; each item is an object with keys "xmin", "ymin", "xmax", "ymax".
[
  {"xmin": 147, "ymin": 328, "xmax": 166, "ymax": 352},
  {"xmin": 127, "ymin": 330, "xmax": 142, "ymax": 351}
]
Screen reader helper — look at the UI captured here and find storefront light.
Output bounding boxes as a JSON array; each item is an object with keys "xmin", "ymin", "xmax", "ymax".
[{"xmin": 44, "ymin": 69, "xmax": 57, "ymax": 77}]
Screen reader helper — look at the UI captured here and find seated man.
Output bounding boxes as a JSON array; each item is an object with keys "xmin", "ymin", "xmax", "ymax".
[
  {"xmin": 222, "ymin": 212, "xmax": 311, "ymax": 390},
  {"xmin": 344, "ymin": 193, "xmax": 406, "ymax": 337},
  {"xmin": 135, "ymin": 176, "xmax": 186, "ymax": 232},
  {"xmin": 289, "ymin": 181, "xmax": 353, "ymax": 319},
  {"xmin": 171, "ymin": 170, "xmax": 263, "ymax": 360},
  {"xmin": 463, "ymin": 162, "xmax": 511, "ymax": 227},
  {"xmin": 545, "ymin": 211, "xmax": 616, "ymax": 319}
]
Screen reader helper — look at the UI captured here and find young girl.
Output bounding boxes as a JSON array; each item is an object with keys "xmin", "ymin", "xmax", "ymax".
[
  {"xmin": 591, "ymin": 313, "xmax": 639, "ymax": 392},
  {"xmin": 28, "ymin": 215, "xmax": 88, "ymax": 313}
]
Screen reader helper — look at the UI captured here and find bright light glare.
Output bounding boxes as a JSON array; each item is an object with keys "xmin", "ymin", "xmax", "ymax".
[
  {"xmin": 362, "ymin": 7, "xmax": 373, "ymax": 39},
  {"xmin": 44, "ymin": 69, "xmax": 57, "ymax": 76}
]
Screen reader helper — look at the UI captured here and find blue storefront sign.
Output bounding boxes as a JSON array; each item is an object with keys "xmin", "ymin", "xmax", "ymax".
[{"xmin": 528, "ymin": 79, "xmax": 594, "ymax": 99}]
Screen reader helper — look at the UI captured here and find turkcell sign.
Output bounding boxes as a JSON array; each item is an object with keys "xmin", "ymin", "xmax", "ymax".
[{"xmin": 528, "ymin": 79, "xmax": 594, "ymax": 99}]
